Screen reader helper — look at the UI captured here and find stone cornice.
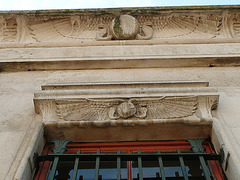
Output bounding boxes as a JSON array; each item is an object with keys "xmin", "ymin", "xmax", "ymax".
[
  {"xmin": 1, "ymin": 5, "xmax": 240, "ymax": 16},
  {"xmin": 1, "ymin": 43, "xmax": 240, "ymax": 72},
  {"xmin": 41, "ymin": 81, "xmax": 209, "ymax": 90},
  {"xmin": 2, "ymin": 6, "xmax": 240, "ymax": 71}
]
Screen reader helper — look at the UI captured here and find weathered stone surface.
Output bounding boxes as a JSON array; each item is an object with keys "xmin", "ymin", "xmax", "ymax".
[
  {"xmin": 44, "ymin": 121, "xmax": 212, "ymax": 142},
  {"xmin": 34, "ymin": 86, "xmax": 218, "ymax": 121},
  {"xmin": 32, "ymin": 81, "xmax": 218, "ymax": 145},
  {"xmin": 1, "ymin": 68, "xmax": 240, "ymax": 179},
  {"xmin": 110, "ymin": 15, "xmax": 140, "ymax": 40},
  {"xmin": 96, "ymin": 15, "xmax": 153, "ymax": 40},
  {"xmin": 1, "ymin": 6, "xmax": 240, "ymax": 44},
  {"xmin": 41, "ymin": 81, "xmax": 209, "ymax": 90},
  {"xmin": 2, "ymin": 43, "xmax": 240, "ymax": 71},
  {"xmin": 1, "ymin": 5, "xmax": 240, "ymax": 180}
]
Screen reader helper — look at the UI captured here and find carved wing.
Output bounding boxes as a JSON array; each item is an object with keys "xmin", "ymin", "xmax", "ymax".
[
  {"xmin": 56, "ymin": 99, "xmax": 123, "ymax": 121},
  {"xmin": 131, "ymin": 96, "xmax": 198, "ymax": 119},
  {"xmin": 28, "ymin": 16, "xmax": 114, "ymax": 42},
  {"xmin": 136, "ymin": 14, "xmax": 222, "ymax": 39}
]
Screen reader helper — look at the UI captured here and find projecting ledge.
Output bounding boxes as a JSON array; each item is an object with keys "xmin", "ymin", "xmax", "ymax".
[{"xmin": 1, "ymin": 43, "xmax": 240, "ymax": 71}]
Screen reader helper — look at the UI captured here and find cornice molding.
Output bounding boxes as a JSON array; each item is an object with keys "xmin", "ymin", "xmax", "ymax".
[{"xmin": 1, "ymin": 43, "xmax": 240, "ymax": 72}]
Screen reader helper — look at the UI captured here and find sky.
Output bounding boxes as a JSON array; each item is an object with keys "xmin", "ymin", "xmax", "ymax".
[{"xmin": 0, "ymin": 0, "xmax": 240, "ymax": 11}]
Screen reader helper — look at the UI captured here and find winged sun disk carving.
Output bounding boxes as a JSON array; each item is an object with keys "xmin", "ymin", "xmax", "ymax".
[{"xmin": 56, "ymin": 96, "xmax": 198, "ymax": 121}]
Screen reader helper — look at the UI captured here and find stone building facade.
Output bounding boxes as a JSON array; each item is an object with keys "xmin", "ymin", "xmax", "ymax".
[{"xmin": 1, "ymin": 5, "xmax": 240, "ymax": 179}]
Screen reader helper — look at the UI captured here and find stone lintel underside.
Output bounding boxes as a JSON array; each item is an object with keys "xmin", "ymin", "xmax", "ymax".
[{"xmin": 34, "ymin": 81, "xmax": 219, "ymax": 142}]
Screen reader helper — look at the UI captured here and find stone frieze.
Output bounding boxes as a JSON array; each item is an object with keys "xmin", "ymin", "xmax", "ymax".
[
  {"xmin": 55, "ymin": 96, "xmax": 198, "ymax": 121},
  {"xmin": 34, "ymin": 83, "xmax": 219, "ymax": 127},
  {"xmin": 1, "ymin": 8, "xmax": 240, "ymax": 44}
]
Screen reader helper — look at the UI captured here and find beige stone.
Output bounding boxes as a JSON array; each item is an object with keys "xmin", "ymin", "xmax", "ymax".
[
  {"xmin": 1, "ymin": 68, "xmax": 240, "ymax": 179},
  {"xmin": 1, "ymin": 6, "xmax": 240, "ymax": 44},
  {"xmin": 1, "ymin": 5, "xmax": 240, "ymax": 180},
  {"xmin": 33, "ymin": 82, "xmax": 218, "ymax": 143},
  {"xmin": 96, "ymin": 15, "xmax": 153, "ymax": 40}
]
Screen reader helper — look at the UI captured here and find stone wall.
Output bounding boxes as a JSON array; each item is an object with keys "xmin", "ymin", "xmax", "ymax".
[
  {"xmin": 1, "ymin": 6, "xmax": 240, "ymax": 180},
  {"xmin": 0, "ymin": 68, "xmax": 240, "ymax": 179}
]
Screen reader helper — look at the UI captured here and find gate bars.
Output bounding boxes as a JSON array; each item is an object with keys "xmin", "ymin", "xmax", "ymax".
[{"xmin": 35, "ymin": 139, "xmax": 222, "ymax": 180}]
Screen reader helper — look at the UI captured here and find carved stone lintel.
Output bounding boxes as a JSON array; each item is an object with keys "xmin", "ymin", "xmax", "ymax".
[
  {"xmin": 34, "ymin": 81, "xmax": 218, "ymax": 142},
  {"xmin": 34, "ymin": 84, "xmax": 219, "ymax": 124},
  {"xmin": 44, "ymin": 96, "xmax": 199, "ymax": 121}
]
